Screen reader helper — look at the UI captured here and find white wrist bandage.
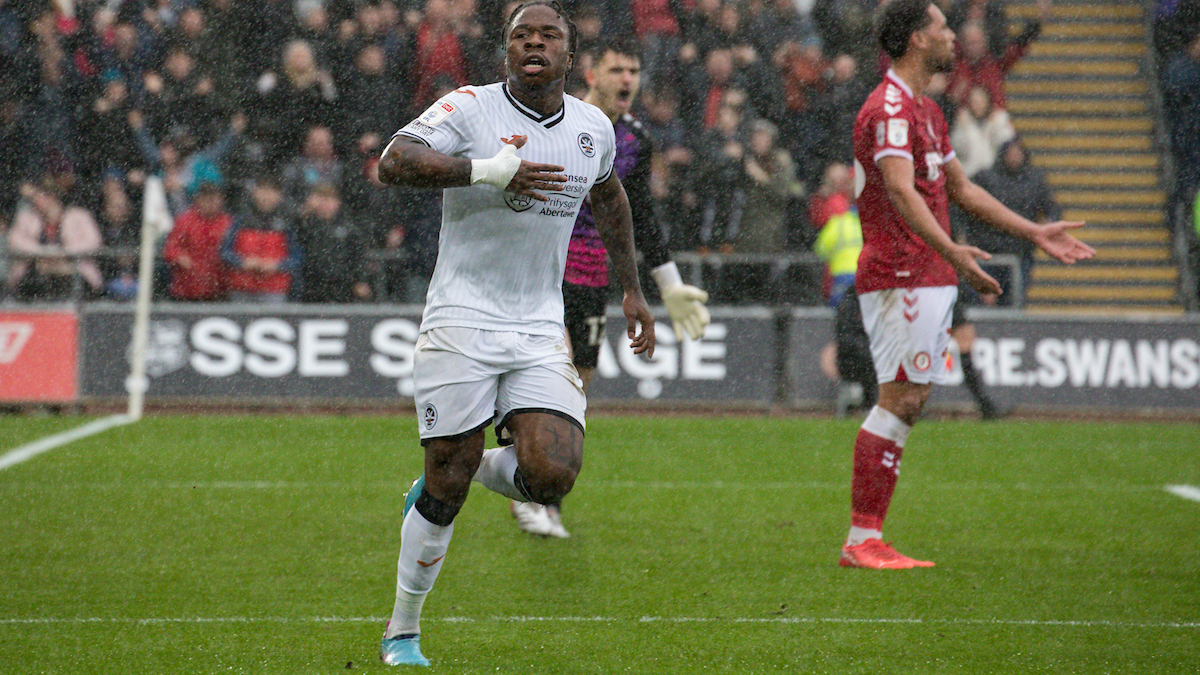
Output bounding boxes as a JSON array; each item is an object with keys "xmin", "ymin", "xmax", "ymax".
[{"xmin": 470, "ymin": 144, "xmax": 522, "ymax": 189}]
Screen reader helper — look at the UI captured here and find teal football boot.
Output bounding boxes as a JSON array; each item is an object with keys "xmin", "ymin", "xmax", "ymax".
[
  {"xmin": 380, "ymin": 632, "xmax": 430, "ymax": 667},
  {"xmin": 403, "ymin": 474, "xmax": 425, "ymax": 517}
]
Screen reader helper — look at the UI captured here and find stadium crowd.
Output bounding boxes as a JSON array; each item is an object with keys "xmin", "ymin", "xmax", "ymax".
[{"xmin": 0, "ymin": 0, "xmax": 1072, "ymax": 306}]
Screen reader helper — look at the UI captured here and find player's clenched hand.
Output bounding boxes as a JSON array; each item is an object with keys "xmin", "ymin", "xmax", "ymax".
[
  {"xmin": 623, "ymin": 292, "xmax": 656, "ymax": 357},
  {"xmin": 1031, "ymin": 220, "xmax": 1095, "ymax": 264},
  {"xmin": 948, "ymin": 244, "xmax": 1002, "ymax": 296}
]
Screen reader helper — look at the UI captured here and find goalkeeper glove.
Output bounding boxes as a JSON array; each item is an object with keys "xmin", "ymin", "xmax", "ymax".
[
  {"xmin": 471, "ymin": 143, "xmax": 522, "ymax": 189},
  {"xmin": 651, "ymin": 261, "xmax": 710, "ymax": 341}
]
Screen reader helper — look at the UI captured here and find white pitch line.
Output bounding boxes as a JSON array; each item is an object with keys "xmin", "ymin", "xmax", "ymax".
[
  {"xmin": 638, "ymin": 616, "xmax": 1200, "ymax": 629},
  {"xmin": 0, "ymin": 479, "xmax": 1167, "ymax": 494},
  {"xmin": 1165, "ymin": 485, "xmax": 1200, "ymax": 503},
  {"xmin": 1, "ymin": 615, "xmax": 1197, "ymax": 630},
  {"xmin": 0, "ymin": 415, "xmax": 133, "ymax": 472}
]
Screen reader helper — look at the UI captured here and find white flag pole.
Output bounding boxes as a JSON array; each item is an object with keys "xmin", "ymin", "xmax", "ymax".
[{"xmin": 127, "ymin": 175, "xmax": 172, "ymax": 420}]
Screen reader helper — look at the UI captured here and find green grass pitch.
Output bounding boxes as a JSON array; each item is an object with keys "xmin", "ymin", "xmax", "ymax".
[{"xmin": 1, "ymin": 413, "xmax": 1198, "ymax": 674}]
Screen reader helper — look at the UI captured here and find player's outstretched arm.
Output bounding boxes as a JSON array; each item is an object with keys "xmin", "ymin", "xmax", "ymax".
[
  {"xmin": 378, "ymin": 136, "xmax": 473, "ymax": 189},
  {"xmin": 944, "ymin": 158, "xmax": 1095, "ymax": 265},
  {"xmin": 378, "ymin": 136, "xmax": 568, "ymax": 201},
  {"xmin": 878, "ymin": 156, "xmax": 1001, "ymax": 296},
  {"xmin": 590, "ymin": 173, "xmax": 655, "ymax": 357}
]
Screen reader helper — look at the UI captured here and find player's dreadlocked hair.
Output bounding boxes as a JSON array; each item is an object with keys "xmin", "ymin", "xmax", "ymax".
[
  {"xmin": 876, "ymin": 0, "xmax": 933, "ymax": 60},
  {"xmin": 503, "ymin": 0, "xmax": 579, "ymax": 64}
]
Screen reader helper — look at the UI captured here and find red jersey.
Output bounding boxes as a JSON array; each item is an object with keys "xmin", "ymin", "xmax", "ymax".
[{"xmin": 853, "ymin": 69, "xmax": 958, "ymax": 293}]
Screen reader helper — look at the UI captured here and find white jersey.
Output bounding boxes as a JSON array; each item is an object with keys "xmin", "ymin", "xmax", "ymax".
[{"xmin": 393, "ymin": 82, "xmax": 617, "ymax": 336}]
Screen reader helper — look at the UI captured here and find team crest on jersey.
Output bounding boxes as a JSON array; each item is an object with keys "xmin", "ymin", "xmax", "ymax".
[
  {"xmin": 577, "ymin": 132, "xmax": 595, "ymax": 157},
  {"xmin": 504, "ymin": 192, "xmax": 536, "ymax": 212},
  {"xmin": 423, "ymin": 403, "xmax": 438, "ymax": 430},
  {"xmin": 418, "ymin": 100, "xmax": 457, "ymax": 126}
]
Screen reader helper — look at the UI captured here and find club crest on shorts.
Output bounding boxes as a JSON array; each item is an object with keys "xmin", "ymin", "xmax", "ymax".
[
  {"xmin": 423, "ymin": 403, "xmax": 438, "ymax": 430},
  {"xmin": 504, "ymin": 192, "xmax": 535, "ymax": 212},
  {"xmin": 912, "ymin": 352, "xmax": 932, "ymax": 372},
  {"xmin": 577, "ymin": 132, "xmax": 595, "ymax": 157}
]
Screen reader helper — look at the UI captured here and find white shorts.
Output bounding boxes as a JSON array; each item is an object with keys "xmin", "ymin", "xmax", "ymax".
[
  {"xmin": 412, "ymin": 326, "xmax": 586, "ymax": 443},
  {"xmin": 859, "ymin": 286, "xmax": 957, "ymax": 386}
]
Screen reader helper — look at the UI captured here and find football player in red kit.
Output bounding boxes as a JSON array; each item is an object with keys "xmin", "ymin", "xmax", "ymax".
[{"xmin": 840, "ymin": 0, "xmax": 1095, "ymax": 569}]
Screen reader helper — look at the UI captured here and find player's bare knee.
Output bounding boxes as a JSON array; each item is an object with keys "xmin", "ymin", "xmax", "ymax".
[
  {"xmin": 424, "ymin": 436, "xmax": 483, "ymax": 507},
  {"xmin": 519, "ymin": 463, "xmax": 578, "ymax": 505},
  {"xmin": 879, "ymin": 382, "xmax": 931, "ymax": 425},
  {"xmin": 897, "ymin": 392, "xmax": 930, "ymax": 423},
  {"xmin": 509, "ymin": 413, "xmax": 584, "ymax": 503}
]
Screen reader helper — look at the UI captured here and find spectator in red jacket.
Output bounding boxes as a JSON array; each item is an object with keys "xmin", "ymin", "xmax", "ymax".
[
  {"xmin": 219, "ymin": 175, "xmax": 301, "ymax": 303},
  {"xmin": 407, "ymin": 0, "xmax": 487, "ymax": 116},
  {"xmin": 163, "ymin": 181, "xmax": 233, "ymax": 301},
  {"xmin": 808, "ymin": 160, "xmax": 854, "ymax": 231},
  {"xmin": 946, "ymin": 2, "xmax": 1046, "ymax": 112}
]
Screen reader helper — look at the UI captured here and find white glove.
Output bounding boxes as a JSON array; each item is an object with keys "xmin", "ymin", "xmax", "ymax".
[
  {"xmin": 470, "ymin": 143, "xmax": 522, "ymax": 189},
  {"xmin": 651, "ymin": 261, "xmax": 710, "ymax": 341}
]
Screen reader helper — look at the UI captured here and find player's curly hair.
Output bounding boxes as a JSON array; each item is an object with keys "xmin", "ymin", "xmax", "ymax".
[
  {"xmin": 876, "ymin": 0, "xmax": 933, "ymax": 60},
  {"xmin": 502, "ymin": 0, "xmax": 579, "ymax": 60}
]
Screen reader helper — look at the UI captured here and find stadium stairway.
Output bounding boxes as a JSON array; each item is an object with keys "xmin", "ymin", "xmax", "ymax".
[{"xmin": 1003, "ymin": 0, "xmax": 1181, "ymax": 314}]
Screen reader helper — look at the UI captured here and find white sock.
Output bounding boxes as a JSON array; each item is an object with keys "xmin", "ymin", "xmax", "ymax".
[
  {"xmin": 385, "ymin": 507, "xmax": 453, "ymax": 638},
  {"xmin": 473, "ymin": 446, "xmax": 526, "ymax": 501},
  {"xmin": 862, "ymin": 405, "xmax": 912, "ymax": 448},
  {"xmin": 846, "ymin": 526, "xmax": 883, "ymax": 548}
]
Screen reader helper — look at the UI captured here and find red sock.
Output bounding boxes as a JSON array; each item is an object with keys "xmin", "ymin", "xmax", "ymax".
[{"xmin": 850, "ymin": 406, "xmax": 911, "ymax": 531}]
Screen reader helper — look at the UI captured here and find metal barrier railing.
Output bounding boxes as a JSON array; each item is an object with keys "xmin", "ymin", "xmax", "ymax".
[
  {"xmin": 0, "ymin": 247, "xmax": 416, "ymax": 304},
  {"xmin": 0, "ymin": 248, "xmax": 118, "ymax": 304},
  {"xmin": 978, "ymin": 253, "xmax": 1025, "ymax": 309},
  {"xmin": 0, "ymin": 247, "xmax": 1029, "ymax": 308}
]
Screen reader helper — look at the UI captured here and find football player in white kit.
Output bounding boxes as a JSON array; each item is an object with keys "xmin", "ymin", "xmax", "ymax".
[{"xmin": 375, "ymin": 1, "xmax": 655, "ymax": 666}]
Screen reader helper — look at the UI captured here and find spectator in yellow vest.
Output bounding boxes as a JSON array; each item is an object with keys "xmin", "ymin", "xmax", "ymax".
[{"xmin": 814, "ymin": 208, "xmax": 862, "ymax": 307}]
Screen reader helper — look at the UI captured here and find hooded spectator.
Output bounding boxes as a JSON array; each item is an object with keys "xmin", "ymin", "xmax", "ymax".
[
  {"xmin": 163, "ymin": 181, "xmax": 233, "ymax": 301},
  {"xmin": 963, "ymin": 138, "xmax": 1062, "ymax": 306}
]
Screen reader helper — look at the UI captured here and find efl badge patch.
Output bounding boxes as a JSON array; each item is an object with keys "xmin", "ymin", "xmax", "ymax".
[
  {"xmin": 887, "ymin": 118, "xmax": 908, "ymax": 147},
  {"xmin": 419, "ymin": 100, "xmax": 457, "ymax": 126}
]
